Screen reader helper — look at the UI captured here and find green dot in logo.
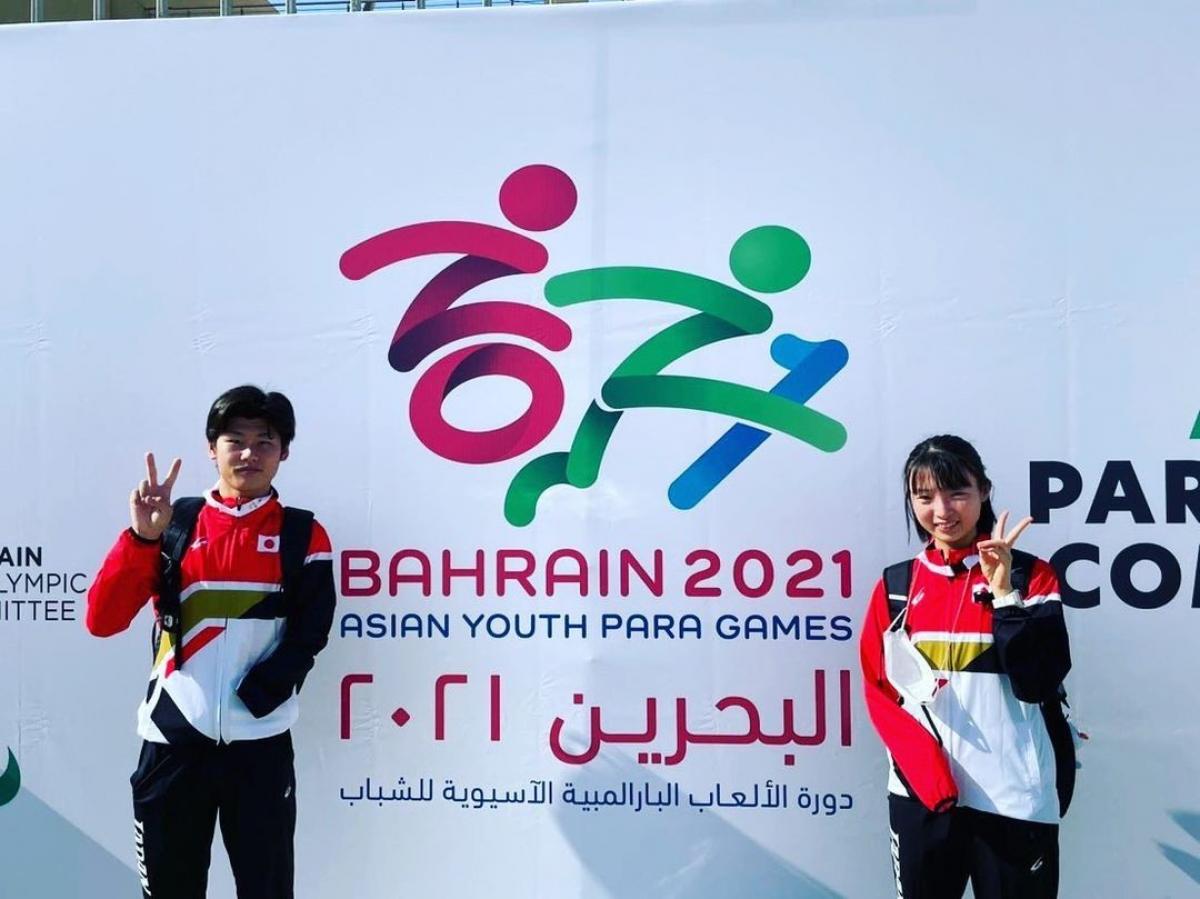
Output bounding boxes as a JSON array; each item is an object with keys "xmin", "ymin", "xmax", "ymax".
[{"xmin": 729, "ymin": 226, "xmax": 811, "ymax": 294}]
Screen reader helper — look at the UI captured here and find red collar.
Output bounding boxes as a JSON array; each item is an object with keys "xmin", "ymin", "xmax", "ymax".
[
  {"xmin": 916, "ymin": 538, "xmax": 983, "ymax": 578},
  {"xmin": 205, "ymin": 487, "xmax": 278, "ymax": 518},
  {"xmin": 924, "ymin": 538, "xmax": 982, "ymax": 567}
]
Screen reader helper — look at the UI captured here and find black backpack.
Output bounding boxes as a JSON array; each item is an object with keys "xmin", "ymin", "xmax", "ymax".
[
  {"xmin": 882, "ymin": 548, "xmax": 1038, "ymax": 621},
  {"xmin": 155, "ymin": 497, "xmax": 313, "ymax": 671}
]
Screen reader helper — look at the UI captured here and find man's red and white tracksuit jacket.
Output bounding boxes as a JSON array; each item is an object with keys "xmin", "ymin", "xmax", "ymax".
[
  {"xmin": 87, "ymin": 490, "xmax": 335, "ymax": 745},
  {"xmin": 860, "ymin": 541, "xmax": 1075, "ymax": 824}
]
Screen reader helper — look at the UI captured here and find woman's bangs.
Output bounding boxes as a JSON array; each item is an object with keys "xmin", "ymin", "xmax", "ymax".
[{"xmin": 907, "ymin": 452, "xmax": 977, "ymax": 494}]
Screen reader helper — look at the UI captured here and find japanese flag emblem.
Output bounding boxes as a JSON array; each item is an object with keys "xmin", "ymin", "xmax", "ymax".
[{"xmin": 258, "ymin": 535, "xmax": 280, "ymax": 554}]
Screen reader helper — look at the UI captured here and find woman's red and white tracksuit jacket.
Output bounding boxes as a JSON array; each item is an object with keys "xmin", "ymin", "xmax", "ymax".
[
  {"xmin": 860, "ymin": 542, "xmax": 1074, "ymax": 824},
  {"xmin": 86, "ymin": 490, "xmax": 335, "ymax": 745}
]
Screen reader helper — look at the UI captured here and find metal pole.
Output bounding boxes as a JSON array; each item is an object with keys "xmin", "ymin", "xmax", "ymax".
[
  {"xmin": 92, "ymin": 0, "xmax": 108, "ymax": 19},
  {"xmin": 219, "ymin": 0, "xmax": 231, "ymax": 14},
  {"xmin": 30, "ymin": 0, "xmax": 43, "ymax": 22},
  {"xmin": 349, "ymin": 0, "xmax": 361, "ymax": 11},
  {"xmin": 285, "ymin": 0, "xmax": 296, "ymax": 12},
  {"xmin": 156, "ymin": 0, "xmax": 169, "ymax": 18}
]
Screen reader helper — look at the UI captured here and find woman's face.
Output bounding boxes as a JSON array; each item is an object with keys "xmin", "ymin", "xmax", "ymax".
[{"xmin": 909, "ymin": 468, "xmax": 986, "ymax": 551}]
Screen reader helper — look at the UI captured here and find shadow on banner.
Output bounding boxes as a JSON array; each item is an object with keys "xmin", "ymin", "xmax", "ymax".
[
  {"xmin": 1159, "ymin": 809, "xmax": 1200, "ymax": 887},
  {"xmin": 0, "ymin": 784, "xmax": 139, "ymax": 897},
  {"xmin": 553, "ymin": 749, "xmax": 843, "ymax": 899}
]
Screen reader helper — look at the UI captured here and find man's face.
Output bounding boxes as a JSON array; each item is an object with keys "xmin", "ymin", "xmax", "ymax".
[{"xmin": 208, "ymin": 417, "xmax": 287, "ymax": 499}]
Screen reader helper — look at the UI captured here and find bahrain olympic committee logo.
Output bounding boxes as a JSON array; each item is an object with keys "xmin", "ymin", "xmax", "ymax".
[
  {"xmin": 0, "ymin": 746, "xmax": 19, "ymax": 808},
  {"xmin": 340, "ymin": 164, "xmax": 849, "ymax": 526}
]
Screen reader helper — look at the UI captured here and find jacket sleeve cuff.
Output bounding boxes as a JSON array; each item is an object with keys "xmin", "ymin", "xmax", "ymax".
[
  {"xmin": 236, "ymin": 671, "xmax": 292, "ymax": 719},
  {"xmin": 124, "ymin": 528, "xmax": 162, "ymax": 548},
  {"xmin": 991, "ymin": 588, "xmax": 1023, "ymax": 609}
]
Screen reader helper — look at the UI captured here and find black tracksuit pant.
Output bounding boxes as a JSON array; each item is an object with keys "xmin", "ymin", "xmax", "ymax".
[
  {"xmin": 888, "ymin": 795, "xmax": 1059, "ymax": 899},
  {"xmin": 131, "ymin": 731, "xmax": 296, "ymax": 899}
]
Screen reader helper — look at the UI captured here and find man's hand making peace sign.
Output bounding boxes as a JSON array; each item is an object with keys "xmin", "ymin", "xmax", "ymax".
[
  {"xmin": 130, "ymin": 452, "xmax": 182, "ymax": 542},
  {"xmin": 977, "ymin": 510, "xmax": 1034, "ymax": 598}
]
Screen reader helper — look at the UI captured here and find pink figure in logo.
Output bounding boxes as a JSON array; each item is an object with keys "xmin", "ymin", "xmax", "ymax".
[{"xmin": 340, "ymin": 165, "xmax": 577, "ymax": 463}]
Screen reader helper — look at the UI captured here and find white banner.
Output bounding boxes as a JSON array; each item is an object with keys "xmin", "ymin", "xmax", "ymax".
[{"xmin": 1, "ymin": 1, "xmax": 1199, "ymax": 896}]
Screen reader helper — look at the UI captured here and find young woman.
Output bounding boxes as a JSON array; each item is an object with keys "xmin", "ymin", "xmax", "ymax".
[{"xmin": 860, "ymin": 435, "xmax": 1075, "ymax": 899}]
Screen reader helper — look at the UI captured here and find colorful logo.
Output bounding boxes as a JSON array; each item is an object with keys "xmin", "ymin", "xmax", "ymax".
[
  {"xmin": 340, "ymin": 164, "xmax": 576, "ymax": 464},
  {"xmin": 0, "ymin": 747, "xmax": 19, "ymax": 807},
  {"xmin": 341, "ymin": 166, "xmax": 849, "ymax": 525}
]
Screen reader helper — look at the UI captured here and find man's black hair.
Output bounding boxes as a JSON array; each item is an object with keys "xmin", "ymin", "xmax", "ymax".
[
  {"xmin": 205, "ymin": 385, "xmax": 296, "ymax": 450},
  {"xmin": 903, "ymin": 434, "xmax": 996, "ymax": 542}
]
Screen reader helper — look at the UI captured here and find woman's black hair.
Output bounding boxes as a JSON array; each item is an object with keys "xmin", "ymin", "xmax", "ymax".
[
  {"xmin": 205, "ymin": 385, "xmax": 296, "ymax": 450},
  {"xmin": 903, "ymin": 434, "xmax": 996, "ymax": 541}
]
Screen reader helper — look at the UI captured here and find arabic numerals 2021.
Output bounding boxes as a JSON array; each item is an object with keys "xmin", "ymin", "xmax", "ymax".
[{"xmin": 682, "ymin": 549, "xmax": 853, "ymax": 600}]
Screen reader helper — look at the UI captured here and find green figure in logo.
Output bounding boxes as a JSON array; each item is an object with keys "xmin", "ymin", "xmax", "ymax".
[
  {"xmin": 505, "ymin": 225, "xmax": 846, "ymax": 526},
  {"xmin": 0, "ymin": 747, "xmax": 19, "ymax": 807}
]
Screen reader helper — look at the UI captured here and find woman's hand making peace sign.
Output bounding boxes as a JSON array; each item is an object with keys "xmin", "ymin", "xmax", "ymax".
[
  {"xmin": 977, "ymin": 510, "xmax": 1033, "ymax": 597},
  {"xmin": 129, "ymin": 452, "xmax": 182, "ymax": 541}
]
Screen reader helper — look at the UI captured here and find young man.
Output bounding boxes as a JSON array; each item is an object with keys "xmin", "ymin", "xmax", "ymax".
[{"xmin": 87, "ymin": 385, "xmax": 335, "ymax": 899}]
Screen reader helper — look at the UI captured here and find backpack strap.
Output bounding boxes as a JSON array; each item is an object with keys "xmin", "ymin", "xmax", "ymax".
[
  {"xmin": 882, "ymin": 560, "xmax": 913, "ymax": 624},
  {"xmin": 279, "ymin": 506, "xmax": 314, "ymax": 691},
  {"xmin": 279, "ymin": 506, "xmax": 314, "ymax": 597},
  {"xmin": 1009, "ymin": 548, "xmax": 1037, "ymax": 596},
  {"xmin": 157, "ymin": 497, "xmax": 204, "ymax": 671}
]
